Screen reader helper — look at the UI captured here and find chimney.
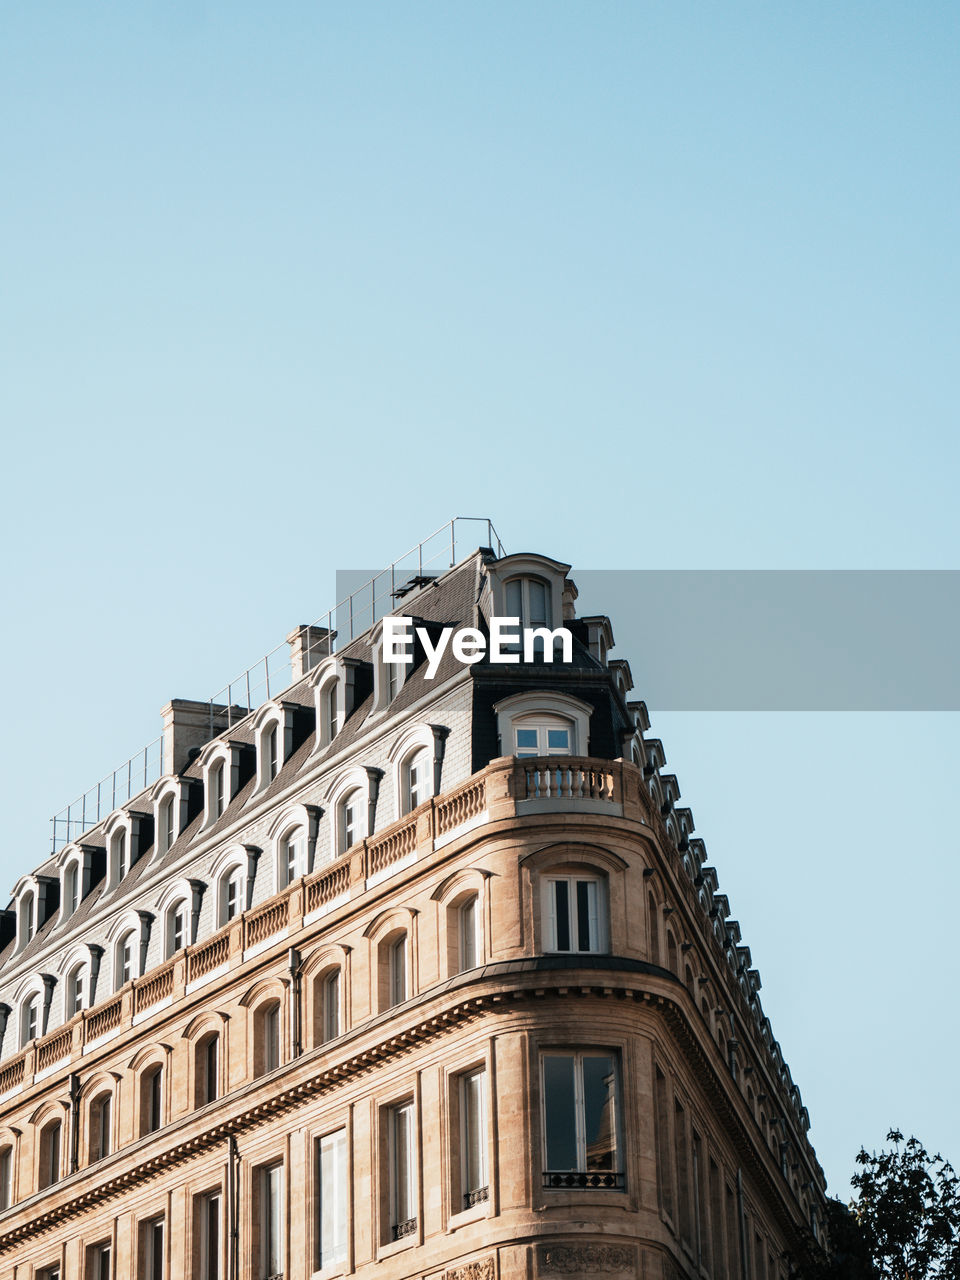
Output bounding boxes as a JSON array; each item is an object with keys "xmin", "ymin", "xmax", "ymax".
[
  {"xmin": 287, "ymin": 625, "xmax": 335, "ymax": 680},
  {"xmin": 161, "ymin": 700, "xmax": 248, "ymax": 776}
]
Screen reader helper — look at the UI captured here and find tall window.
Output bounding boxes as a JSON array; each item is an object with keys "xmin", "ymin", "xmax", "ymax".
[
  {"xmin": 115, "ymin": 831, "xmax": 128, "ymax": 880},
  {"xmin": 257, "ymin": 1002, "xmax": 281, "ymax": 1076},
  {"xmin": 339, "ymin": 790, "xmax": 363, "ymax": 853},
  {"xmin": 88, "ymin": 1243, "xmax": 112, "ymax": 1280},
  {"xmin": 0, "ymin": 1145, "xmax": 12, "ymax": 1210},
  {"xmin": 21, "ymin": 994, "xmax": 40, "ymax": 1047},
  {"xmin": 541, "ymin": 1051, "xmax": 622, "ymax": 1189},
  {"xmin": 212, "ymin": 763, "xmax": 226, "ymax": 820},
  {"xmin": 199, "ymin": 1192, "xmax": 221, "ymax": 1280},
  {"xmin": 222, "ymin": 868, "xmax": 243, "ymax": 924},
  {"xmin": 92, "ymin": 1093, "xmax": 112, "ymax": 1161},
  {"xmin": 457, "ymin": 896, "xmax": 479, "ymax": 973},
  {"xmin": 38, "ymin": 1119, "xmax": 61, "ymax": 1189},
  {"xmin": 654, "ymin": 1066, "xmax": 674, "ymax": 1218},
  {"xmin": 141, "ymin": 1216, "xmax": 164, "ymax": 1280},
  {"xmin": 160, "ymin": 794, "xmax": 176, "ymax": 853},
  {"xmin": 116, "ymin": 931, "xmax": 136, "ymax": 989},
  {"xmin": 322, "ymin": 683, "xmax": 339, "ymax": 744},
  {"xmin": 266, "ymin": 725, "xmax": 280, "ymax": 782},
  {"xmin": 282, "ymin": 831, "xmax": 305, "ymax": 886},
  {"xmin": 19, "ymin": 891, "xmax": 34, "ymax": 946},
  {"xmin": 66, "ymin": 964, "xmax": 86, "ymax": 1017},
  {"xmin": 388, "ymin": 1102, "xmax": 416, "ymax": 1240},
  {"xmin": 542, "ymin": 874, "xmax": 605, "ymax": 953},
  {"xmin": 388, "ymin": 935, "xmax": 407, "ymax": 1008},
  {"xmin": 261, "ymin": 1163, "xmax": 283, "ymax": 1280},
  {"xmin": 316, "ymin": 1129, "xmax": 348, "ymax": 1270},
  {"xmin": 403, "ymin": 749, "xmax": 430, "ymax": 813},
  {"xmin": 504, "ymin": 576, "xmax": 551, "ymax": 628},
  {"xmin": 197, "ymin": 1033, "xmax": 220, "ymax": 1106},
  {"xmin": 321, "ymin": 969, "xmax": 341, "ymax": 1043},
  {"xmin": 142, "ymin": 1066, "xmax": 163, "ymax": 1135},
  {"xmin": 168, "ymin": 901, "xmax": 188, "ymax": 956},
  {"xmin": 459, "ymin": 1069, "xmax": 488, "ymax": 1209},
  {"xmin": 64, "ymin": 864, "xmax": 80, "ymax": 917}
]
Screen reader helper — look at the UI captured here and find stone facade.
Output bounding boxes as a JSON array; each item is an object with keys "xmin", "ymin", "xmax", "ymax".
[{"xmin": 0, "ymin": 547, "xmax": 825, "ymax": 1279}]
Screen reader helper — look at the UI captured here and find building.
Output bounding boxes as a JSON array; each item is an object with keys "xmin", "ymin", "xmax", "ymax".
[{"xmin": 0, "ymin": 528, "xmax": 826, "ymax": 1280}]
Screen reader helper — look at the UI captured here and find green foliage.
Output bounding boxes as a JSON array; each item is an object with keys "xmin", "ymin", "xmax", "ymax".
[{"xmin": 852, "ymin": 1130, "xmax": 960, "ymax": 1280}]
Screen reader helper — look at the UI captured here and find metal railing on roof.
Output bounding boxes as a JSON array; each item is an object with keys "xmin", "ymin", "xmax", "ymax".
[{"xmin": 48, "ymin": 517, "xmax": 505, "ymax": 853}]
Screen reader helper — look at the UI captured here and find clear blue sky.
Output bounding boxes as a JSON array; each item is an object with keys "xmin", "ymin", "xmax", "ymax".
[{"xmin": 1, "ymin": 2, "xmax": 957, "ymax": 1199}]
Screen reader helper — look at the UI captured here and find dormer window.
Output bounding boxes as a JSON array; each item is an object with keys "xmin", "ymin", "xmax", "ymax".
[
  {"xmin": 168, "ymin": 902, "xmax": 187, "ymax": 955},
  {"xmin": 212, "ymin": 763, "xmax": 225, "ymax": 819},
  {"xmin": 281, "ymin": 829, "xmax": 306, "ymax": 887},
  {"xmin": 494, "ymin": 691, "xmax": 592, "ymax": 763},
  {"xmin": 267, "ymin": 726, "xmax": 279, "ymax": 781},
  {"xmin": 66, "ymin": 963, "xmax": 86, "ymax": 1017},
  {"xmin": 224, "ymin": 870, "xmax": 242, "ymax": 922},
  {"xmin": 404, "ymin": 749, "xmax": 430, "ymax": 812},
  {"xmin": 115, "ymin": 831, "xmax": 128, "ymax": 880},
  {"xmin": 160, "ymin": 794, "xmax": 176, "ymax": 853},
  {"xmin": 20, "ymin": 994, "xmax": 39, "ymax": 1047},
  {"xmin": 323, "ymin": 683, "xmax": 339, "ymax": 742},
  {"xmin": 18, "ymin": 892, "xmax": 34, "ymax": 948},
  {"xmin": 64, "ymin": 864, "xmax": 79, "ymax": 917},
  {"xmin": 116, "ymin": 931, "xmax": 135, "ymax": 988},
  {"xmin": 340, "ymin": 790, "xmax": 363, "ymax": 854},
  {"xmin": 505, "ymin": 576, "xmax": 551, "ymax": 629},
  {"xmin": 514, "ymin": 715, "xmax": 573, "ymax": 758}
]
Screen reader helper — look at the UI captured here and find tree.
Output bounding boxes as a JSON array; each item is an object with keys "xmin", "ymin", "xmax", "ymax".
[{"xmin": 852, "ymin": 1129, "xmax": 960, "ymax": 1279}]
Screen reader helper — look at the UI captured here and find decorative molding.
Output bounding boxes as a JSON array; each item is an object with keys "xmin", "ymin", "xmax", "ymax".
[
  {"xmin": 446, "ymin": 1259, "xmax": 495, "ymax": 1280},
  {"xmin": 538, "ymin": 1242, "xmax": 637, "ymax": 1274}
]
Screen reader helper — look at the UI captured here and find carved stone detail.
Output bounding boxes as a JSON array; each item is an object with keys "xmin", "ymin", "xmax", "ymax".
[
  {"xmin": 539, "ymin": 1242, "xmax": 638, "ymax": 1274},
  {"xmin": 447, "ymin": 1259, "xmax": 495, "ymax": 1280}
]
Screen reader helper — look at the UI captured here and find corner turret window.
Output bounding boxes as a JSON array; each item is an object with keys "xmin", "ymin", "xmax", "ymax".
[{"xmin": 542, "ymin": 873, "xmax": 607, "ymax": 954}]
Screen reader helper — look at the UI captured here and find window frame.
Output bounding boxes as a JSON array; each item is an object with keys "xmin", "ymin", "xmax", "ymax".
[
  {"xmin": 541, "ymin": 872, "xmax": 608, "ymax": 954},
  {"xmin": 387, "ymin": 1101, "xmax": 417, "ymax": 1242},
  {"xmin": 540, "ymin": 1048, "xmax": 624, "ymax": 1190},
  {"xmin": 315, "ymin": 1127, "xmax": 348, "ymax": 1271}
]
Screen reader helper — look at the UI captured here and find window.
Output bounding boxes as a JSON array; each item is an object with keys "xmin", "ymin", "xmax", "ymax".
[
  {"xmin": 541, "ymin": 1051, "xmax": 622, "ymax": 1189},
  {"xmin": 459, "ymin": 1069, "xmax": 488, "ymax": 1210},
  {"xmin": 256, "ymin": 1001, "xmax": 281, "ymax": 1076},
  {"xmin": 167, "ymin": 901, "xmax": 188, "ymax": 956},
  {"xmin": 542, "ymin": 874, "xmax": 606, "ymax": 953},
  {"xmin": 514, "ymin": 715, "xmax": 573, "ymax": 758},
  {"xmin": 87, "ymin": 1243, "xmax": 112, "ymax": 1280},
  {"xmin": 63, "ymin": 863, "xmax": 80, "ymax": 917},
  {"xmin": 221, "ymin": 867, "xmax": 243, "ymax": 924},
  {"xmin": 197, "ymin": 1033, "xmax": 220, "ymax": 1106},
  {"xmin": 504, "ymin": 576, "xmax": 551, "ymax": 629},
  {"xmin": 281, "ymin": 830, "xmax": 305, "ymax": 887},
  {"xmin": 316, "ymin": 1129, "xmax": 348, "ymax": 1270},
  {"xmin": 321, "ymin": 682, "xmax": 339, "ymax": 744},
  {"xmin": 266, "ymin": 725, "xmax": 279, "ymax": 782},
  {"xmin": 91, "ymin": 1093, "xmax": 112, "ymax": 1161},
  {"xmin": 116, "ymin": 931, "xmax": 135, "ymax": 989},
  {"xmin": 141, "ymin": 1216, "xmax": 164, "ymax": 1280},
  {"xmin": 198, "ymin": 1192, "xmax": 221, "ymax": 1280},
  {"xmin": 261, "ymin": 1163, "xmax": 283, "ymax": 1280},
  {"xmin": 339, "ymin": 789, "xmax": 363, "ymax": 853},
  {"xmin": 37, "ymin": 1267, "xmax": 60, "ymax": 1280},
  {"xmin": 38, "ymin": 1118, "xmax": 61, "ymax": 1189},
  {"xmin": 141, "ymin": 1065, "xmax": 163, "ymax": 1135},
  {"xmin": 388, "ymin": 935, "xmax": 407, "ymax": 1008},
  {"xmin": 387, "ymin": 657, "xmax": 403, "ymax": 703},
  {"xmin": 66, "ymin": 964, "xmax": 86, "ymax": 1017},
  {"xmin": 115, "ymin": 831, "xmax": 128, "ymax": 880},
  {"xmin": 654, "ymin": 1067, "xmax": 674, "ymax": 1218},
  {"xmin": 321, "ymin": 969, "xmax": 341, "ymax": 1043},
  {"xmin": 21, "ymin": 994, "xmax": 40, "ymax": 1047},
  {"xmin": 160, "ymin": 794, "xmax": 176, "ymax": 853},
  {"xmin": 0, "ymin": 1145, "xmax": 12, "ymax": 1210},
  {"xmin": 212, "ymin": 762, "xmax": 226, "ymax": 820},
  {"xmin": 402, "ymin": 748, "xmax": 430, "ymax": 814},
  {"xmin": 388, "ymin": 1102, "xmax": 416, "ymax": 1240},
  {"xmin": 457, "ymin": 896, "xmax": 479, "ymax": 973},
  {"xmin": 19, "ymin": 891, "xmax": 35, "ymax": 946}
]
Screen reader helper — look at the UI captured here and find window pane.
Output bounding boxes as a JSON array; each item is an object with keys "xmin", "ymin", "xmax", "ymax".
[
  {"xmin": 323, "ymin": 971, "xmax": 340, "ymax": 1041},
  {"xmin": 393, "ymin": 1106, "xmax": 414, "ymax": 1224},
  {"xmin": 581, "ymin": 1055, "xmax": 618, "ymax": 1171},
  {"xmin": 542, "ymin": 1055, "xmax": 577, "ymax": 1170},
  {"xmin": 505, "ymin": 579, "xmax": 523, "ymax": 620},
  {"xmin": 547, "ymin": 728, "xmax": 570, "ymax": 752},
  {"xmin": 264, "ymin": 1165, "xmax": 282, "ymax": 1276},
  {"xmin": 459, "ymin": 897, "xmax": 477, "ymax": 971},
  {"xmin": 516, "ymin": 728, "xmax": 538, "ymax": 751},
  {"xmin": 529, "ymin": 580, "xmax": 549, "ymax": 626},
  {"xmin": 319, "ymin": 1130, "xmax": 347, "ymax": 1266},
  {"xmin": 462, "ymin": 1071, "xmax": 486, "ymax": 1195},
  {"xmin": 553, "ymin": 881, "xmax": 570, "ymax": 952}
]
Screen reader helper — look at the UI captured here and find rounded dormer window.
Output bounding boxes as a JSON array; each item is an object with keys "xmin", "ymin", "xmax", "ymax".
[
  {"xmin": 513, "ymin": 714, "xmax": 574, "ymax": 758},
  {"xmin": 504, "ymin": 576, "xmax": 551, "ymax": 628}
]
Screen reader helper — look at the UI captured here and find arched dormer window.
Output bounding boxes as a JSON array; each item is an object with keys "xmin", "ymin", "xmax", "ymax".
[
  {"xmin": 210, "ymin": 760, "xmax": 226, "ymax": 822},
  {"xmin": 20, "ymin": 992, "xmax": 40, "ymax": 1048},
  {"xmin": 252, "ymin": 702, "xmax": 298, "ymax": 797},
  {"xmin": 482, "ymin": 552, "xmax": 569, "ymax": 636},
  {"xmin": 311, "ymin": 659, "xmax": 342, "ymax": 753},
  {"xmin": 17, "ymin": 890, "xmax": 35, "ymax": 950},
  {"xmin": 62, "ymin": 863, "xmax": 79, "ymax": 919},
  {"xmin": 198, "ymin": 740, "xmax": 250, "ymax": 831},
  {"xmin": 57, "ymin": 943, "xmax": 101, "ymax": 1018},
  {"xmin": 56, "ymin": 843, "xmax": 98, "ymax": 925},
  {"xmin": 327, "ymin": 768, "xmax": 381, "ymax": 856},
  {"xmin": 65, "ymin": 961, "xmax": 86, "ymax": 1017},
  {"xmin": 505, "ymin": 575, "xmax": 551, "ymax": 629},
  {"xmin": 389, "ymin": 724, "xmax": 448, "ymax": 819},
  {"xmin": 211, "ymin": 847, "xmax": 259, "ymax": 928},
  {"xmin": 493, "ymin": 691, "xmax": 592, "ymax": 761},
  {"xmin": 150, "ymin": 776, "xmax": 187, "ymax": 858},
  {"xmin": 156, "ymin": 879, "xmax": 204, "ymax": 958},
  {"xmin": 106, "ymin": 911, "xmax": 152, "ymax": 991},
  {"xmin": 267, "ymin": 804, "xmax": 320, "ymax": 891},
  {"xmin": 102, "ymin": 810, "xmax": 151, "ymax": 891}
]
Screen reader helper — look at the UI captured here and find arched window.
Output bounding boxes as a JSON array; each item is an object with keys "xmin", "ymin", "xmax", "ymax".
[
  {"xmin": 321, "ymin": 681, "xmax": 339, "ymax": 745},
  {"xmin": 140, "ymin": 1064, "xmax": 163, "ymax": 1136},
  {"xmin": 211, "ymin": 762, "xmax": 226, "ymax": 820},
  {"xmin": 338, "ymin": 789, "xmax": 364, "ymax": 854},
  {"xmin": 159, "ymin": 793, "xmax": 177, "ymax": 854},
  {"xmin": 254, "ymin": 1000, "xmax": 281, "ymax": 1076},
  {"xmin": 387, "ymin": 934, "xmax": 407, "ymax": 1008},
  {"xmin": 62, "ymin": 863, "xmax": 80, "ymax": 919},
  {"xmin": 65, "ymin": 963, "xmax": 87, "ymax": 1017},
  {"xmin": 401, "ymin": 748, "xmax": 431, "ymax": 814},
  {"xmin": 666, "ymin": 931, "xmax": 679, "ymax": 975},
  {"xmin": 88, "ymin": 1091, "xmax": 112, "ymax": 1162},
  {"xmin": 504, "ymin": 576, "xmax": 551, "ymax": 629},
  {"xmin": 114, "ymin": 830, "xmax": 128, "ymax": 881},
  {"xmin": 116, "ymin": 930, "xmax": 136, "ymax": 989},
  {"xmin": 196, "ymin": 1031, "xmax": 220, "ymax": 1107},
  {"xmin": 166, "ymin": 899, "xmax": 189, "ymax": 957},
  {"xmin": 456, "ymin": 895, "xmax": 479, "ymax": 973},
  {"xmin": 320, "ymin": 969, "xmax": 341, "ymax": 1043},
  {"xmin": 37, "ymin": 1117, "xmax": 62, "ymax": 1189},
  {"xmin": 494, "ymin": 691, "xmax": 592, "ymax": 762},
  {"xmin": 20, "ymin": 993, "xmax": 40, "ymax": 1048},
  {"xmin": 266, "ymin": 724, "xmax": 279, "ymax": 782},
  {"xmin": 18, "ymin": 891, "xmax": 35, "ymax": 949},
  {"xmin": 280, "ymin": 827, "xmax": 306, "ymax": 888},
  {"xmin": 514, "ymin": 713, "xmax": 574, "ymax": 759},
  {"xmin": 647, "ymin": 892, "xmax": 660, "ymax": 964},
  {"xmin": 541, "ymin": 872, "xmax": 607, "ymax": 954}
]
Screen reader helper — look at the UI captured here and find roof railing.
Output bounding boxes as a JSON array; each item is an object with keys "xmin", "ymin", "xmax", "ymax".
[{"xmin": 49, "ymin": 517, "xmax": 504, "ymax": 853}]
